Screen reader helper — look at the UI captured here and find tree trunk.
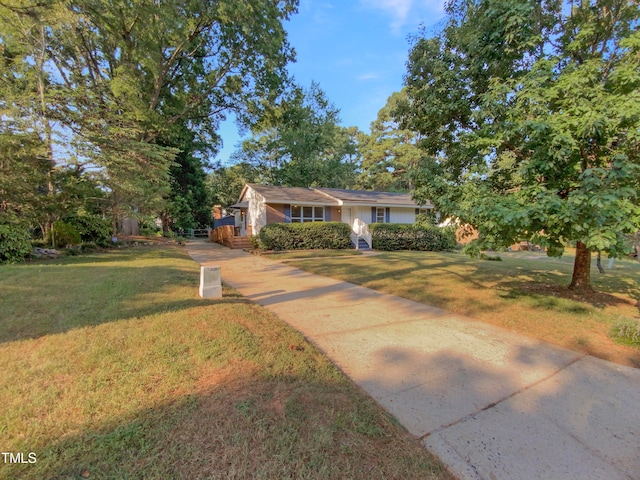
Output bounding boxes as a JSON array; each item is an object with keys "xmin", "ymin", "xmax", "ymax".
[
  {"xmin": 596, "ymin": 251, "xmax": 604, "ymax": 274},
  {"xmin": 569, "ymin": 241, "xmax": 593, "ymax": 291},
  {"xmin": 37, "ymin": 25, "xmax": 56, "ymax": 247}
]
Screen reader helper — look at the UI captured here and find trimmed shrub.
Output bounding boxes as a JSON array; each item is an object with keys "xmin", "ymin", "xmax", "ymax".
[
  {"xmin": 0, "ymin": 224, "xmax": 32, "ymax": 263},
  {"xmin": 370, "ymin": 223, "xmax": 457, "ymax": 251},
  {"xmin": 259, "ymin": 222, "xmax": 352, "ymax": 251},
  {"xmin": 49, "ymin": 221, "xmax": 81, "ymax": 248},
  {"xmin": 66, "ymin": 214, "xmax": 112, "ymax": 246},
  {"xmin": 250, "ymin": 235, "xmax": 263, "ymax": 250}
]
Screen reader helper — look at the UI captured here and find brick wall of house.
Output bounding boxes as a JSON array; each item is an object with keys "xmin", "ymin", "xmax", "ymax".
[
  {"xmin": 326, "ymin": 206, "xmax": 341, "ymax": 221},
  {"xmin": 266, "ymin": 204, "xmax": 286, "ymax": 224}
]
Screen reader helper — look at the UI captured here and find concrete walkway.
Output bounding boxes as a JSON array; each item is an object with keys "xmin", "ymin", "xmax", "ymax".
[{"xmin": 185, "ymin": 241, "xmax": 640, "ymax": 480}]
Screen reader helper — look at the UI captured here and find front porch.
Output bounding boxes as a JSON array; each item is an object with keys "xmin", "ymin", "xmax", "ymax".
[{"xmin": 209, "ymin": 225, "xmax": 252, "ymax": 249}]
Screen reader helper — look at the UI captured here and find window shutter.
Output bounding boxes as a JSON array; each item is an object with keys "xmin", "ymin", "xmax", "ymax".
[
  {"xmin": 371, "ymin": 207, "xmax": 376, "ymax": 223},
  {"xmin": 385, "ymin": 208, "xmax": 390, "ymax": 223},
  {"xmin": 284, "ymin": 205, "xmax": 291, "ymax": 223}
]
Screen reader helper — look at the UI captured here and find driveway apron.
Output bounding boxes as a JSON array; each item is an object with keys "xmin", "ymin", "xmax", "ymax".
[{"xmin": 186, "ymin": 241, "xmax": 640, "ymax": 480}]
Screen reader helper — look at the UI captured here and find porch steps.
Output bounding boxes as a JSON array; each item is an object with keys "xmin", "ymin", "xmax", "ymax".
[
  {"xmin": 228, "ymin": 237, "xmax": 252, "ymax": 249},
  {"xmin": 357, "ymin": 238, "xmax": 371, "ymax": 250}
]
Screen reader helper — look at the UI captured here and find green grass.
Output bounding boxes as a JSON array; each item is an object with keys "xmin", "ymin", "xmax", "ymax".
[
  {"xmin": 0, "ymin": 246, "xmax": 452, "ymax": 480},
  {"xmin": 612, "ymin": 320, "xmax": 640, "ymax": 348},
  {"xmin": 288, "ymin": 250, "xmax": 640, "ymax": 367},
  {"xmin": 258, "ymin": 249, "xmax": 362, "ymax": 260}
]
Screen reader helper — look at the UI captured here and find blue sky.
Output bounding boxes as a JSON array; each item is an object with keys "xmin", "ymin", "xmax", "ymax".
[{"xmin": 216, "ymin": 0, "xmax": 446, "ymax": 165}]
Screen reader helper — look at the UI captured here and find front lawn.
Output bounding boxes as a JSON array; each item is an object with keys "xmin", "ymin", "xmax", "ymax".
[
  {"xmin": 288, "ymin": 250, "xmax": 640, "ymax": 367},
  {"xmin": 0, "ymin": 246, "xmax": 452, "ymax": 480},
  {"xmin": 258, "ymin": 248, "xmax": 362, "ymax": 260}
]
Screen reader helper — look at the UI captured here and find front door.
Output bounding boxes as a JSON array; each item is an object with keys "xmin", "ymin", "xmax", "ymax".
[{"xmin": 342, "ymin": 207, "xmax": 352, "ymax": 228}]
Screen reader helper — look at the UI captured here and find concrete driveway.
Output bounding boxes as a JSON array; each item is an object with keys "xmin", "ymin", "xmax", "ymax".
[{"xmin": 186, "ymin": 241, "xmax": 640, "ymax": 480}]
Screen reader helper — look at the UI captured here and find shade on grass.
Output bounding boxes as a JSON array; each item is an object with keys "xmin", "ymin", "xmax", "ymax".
[
  {"xmin": 289, "ymin": 250, "xmax": 640, "ymax": 368},
  {"xmin": 0, "ymin": 246, "xmax": 453, "ymax": 480}
]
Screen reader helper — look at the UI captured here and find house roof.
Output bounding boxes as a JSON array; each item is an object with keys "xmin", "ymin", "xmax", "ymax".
[
  {"xmin": 316, "ymin": 188, "xmax": 431, "ymax": 207},
  {"xmin": 240, "ymin": 184, "xmax": 432, "ymax": 208},
  {"xmin": 242, "ymin": 184, "xmax": 339, "ymax": 205}
]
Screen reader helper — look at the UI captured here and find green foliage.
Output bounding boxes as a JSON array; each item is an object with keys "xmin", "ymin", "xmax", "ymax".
[
  {"xmin": 612, "ymin": 320, "xmax": 640, "ymax": 348},
  {"xmin": 462, "ymin": 242, "xmax": 482, "ymax": 258},
  {"xmin": 370, "ymin": 224, "xmax": 457, "ymax": 251},
  {"xmin": 139, "ymin": 226, "xmax": 160, "ymax": 236},
  {"xmin": 0, "ymin": 131, "xmax": 50, "ymax": 226},
  {"xmin": 236, "ymin": 82, "xmax": 360, "ymax": 188},
  {"xmin": 357, "ymin": 89, "xmax": 423, "ymax": 192},
  {"xmin": 250, "ymin": 235, "xmax": 263, "ymax": 250},
  {"xmin": 0, "ymin": 0, "xmax": 298, "ymax": 239},
  {"xmin": 0, "ymin": 224, "xmax": 32, "ymax": 263},
  {"xmin": 63, "ymin": 245, "xmax": 82, "ymax": 256},
  {"xmin": 80, "ymin": 242, "xmax": 99, "ymax": 253},
  {"xmin": 414, "ymin": 212, "xmax": 438, "ymax": 227},
  {"xmin": 403, "ymin": 0, "xmax": 640, "ymax": 289},
  {"xmin": 159, "ymin": 127, "xmax": 213, "ymax": 231},
  {"xmin": 49, "ymin": 221, "xmax": 81, "ymax": 248},
  {"xmin": 258, "ymin": 222, "xmax": 352, "ymax": 251},
  {"xmin": 207, "ymin": 162, "xmax": 263, "ymax": 208},
  {"xmin": 66, "ymin": 213, "xmax": 111, "ymax": 246}
]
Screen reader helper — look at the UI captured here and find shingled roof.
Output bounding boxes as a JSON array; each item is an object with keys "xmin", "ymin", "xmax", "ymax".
[
  {"xmin": 246, "ymin": 184, "xmax": 338, "ymax": 205},
  {"xmin": 316, "ymin": 188, "xmax": 430, "ymax": 207},
  {"xmin": 241, "ymin": 184, "xmax": 432, "ymax": 208}
]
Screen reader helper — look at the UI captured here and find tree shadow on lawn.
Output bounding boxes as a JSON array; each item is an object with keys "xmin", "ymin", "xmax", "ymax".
[
  {"xmin": 4, "ymin": 370, "xmax": 452, "ymax": 480},
  {"xmin": 501, "ymin": 282, "xmax": 639, "ymax": 312},
  {"xmin": 0, "ymin": 262, "xmax": 249, "ymax": 344},
  {"xmin": 25, "ymin": 245, "xmax": 191, "ymax": 266},
  {"xmin": 292, "ymin": 252, "xmax": 485, "ymax": 289},
  {"xmin": 388, "ymin": 251, "xmax": 640, "ymax": 313}
]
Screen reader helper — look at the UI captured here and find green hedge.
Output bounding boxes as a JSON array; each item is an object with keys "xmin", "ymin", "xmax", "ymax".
[
  {"xmin": 48, "ymin": 221, "xmax": 82, "ymax": 248},
  {"xmin": 259, "ymin": 222, "xmax": 352, "ymax": 251},
  {"xmin": 370, "ymin": 223, "xmax": 457, "ymax": 251},
  {"xmin": 66, "ymin": 213, "xmax": 112, "ymax": 246},
  {"xmin": 0, "ymin": 224, "xmax": 32, "ymax": 263}
]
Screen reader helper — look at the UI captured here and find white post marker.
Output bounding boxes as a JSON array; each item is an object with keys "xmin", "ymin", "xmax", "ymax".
[{"xmin": 199, "ymin": 265, "xmax": 222, "ymax": 298}]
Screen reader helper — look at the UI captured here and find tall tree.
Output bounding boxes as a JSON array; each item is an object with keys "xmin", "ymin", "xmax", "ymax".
[
  {"xmin": 0, "ymin": 130, "xmax": 50, "ymax": 227},
  {"xmin": 402, "ymin": 0, "xmax": 640, "ymax": 291},
  {"xmin": 358, "ymin": 89, "xmax": 422, "ymax": 191},
  {"xmin": 0, "ymin": 0, "xmax": 298, "ymax": 234},
  {"xmin": 206, "ymin": 162, "xmax": 263, "ymax": 208},
  {"xmin": 235, "ymin": 82, "xmax": 360, "ymax": 188}
]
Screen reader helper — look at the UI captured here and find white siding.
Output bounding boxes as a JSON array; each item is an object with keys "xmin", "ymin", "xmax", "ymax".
[
  {"xmin": 354, "ymin": 207, "xmax": 372, "ymax": 231},
  {"xmin": 245, "ymin": 187, "xmax": 267, "ymax": 235},
  {"xmin": 390, "ymin": 208, "xmax": 415, "ymax": 224}
]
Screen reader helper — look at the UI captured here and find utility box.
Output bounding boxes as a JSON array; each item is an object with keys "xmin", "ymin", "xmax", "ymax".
[{"xmin": 199, "ymin": 266, "xmax": 222, "ymax": 298}]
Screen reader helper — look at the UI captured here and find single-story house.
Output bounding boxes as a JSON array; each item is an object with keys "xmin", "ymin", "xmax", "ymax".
[{"xmin": 228, "ymin": 183, "xmax": 434, "ymax": 248}]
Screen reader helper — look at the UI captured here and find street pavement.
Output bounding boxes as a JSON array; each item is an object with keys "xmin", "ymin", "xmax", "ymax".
[{"xmin": 185, "ymin": 241, "xmax": 640, "ymax": 480}]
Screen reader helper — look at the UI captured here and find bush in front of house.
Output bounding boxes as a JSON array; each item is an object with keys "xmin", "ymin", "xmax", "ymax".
[
  {"xmin": 0, "ymin": 223, "xmax": 33, "ymax": 263},
  {"xmin": 47, "ymin": 221, "xmax": 82, "ymax": 248},
  {"xmin": 66, "ymin": 213, "xmax": 112, "ymax": 246},
  {"xmin": 259, "ymin": 222, "xmax": 352, "ymax": 251},
  {"xmin": 370, "ymin": 223, "xmax": 457, "ymax": 251}
]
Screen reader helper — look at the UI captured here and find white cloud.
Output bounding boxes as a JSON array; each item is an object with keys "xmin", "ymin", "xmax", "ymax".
[
  {"xmin": 357, "ymin": 72, "xmax": 381, "ymax": 81},
  {"xmin": 365, "ymin": 0, "xmax": 412, "ymax": 33},
  {"xmin": 360, "ymin": 0, "xmax": 445, "ymax": 35},
  {"xmin": 297, "ymin": 0, "xmax": 337, "ymax": 29}
]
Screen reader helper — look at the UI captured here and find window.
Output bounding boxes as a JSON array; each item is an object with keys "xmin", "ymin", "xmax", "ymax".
[
  {"xmin": 376, "ymin": 207, "xmax": 386, "ymax": 223},
  {"xmin": 291, "ymin": 205, "xmax": 324, "ymax": 223}
]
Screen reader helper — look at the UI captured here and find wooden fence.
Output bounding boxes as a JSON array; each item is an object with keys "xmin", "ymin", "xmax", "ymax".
[{"xmin": 209, "ymin": 225, "xmax": 252, "ymax": 249}]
